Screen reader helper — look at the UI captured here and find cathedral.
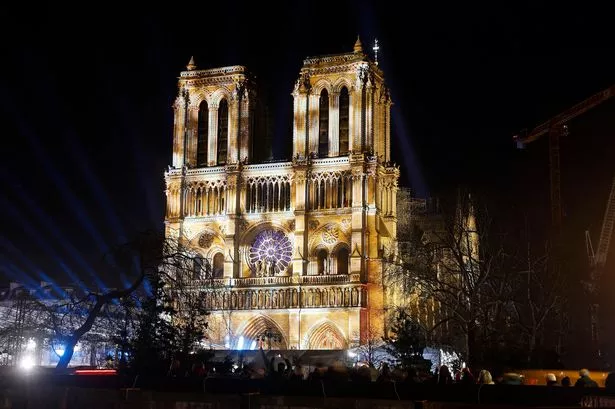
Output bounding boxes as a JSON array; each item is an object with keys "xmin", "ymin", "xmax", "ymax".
[{"xmin": 164, "ymin": 38, "xmax": 399, "ymax": 350}]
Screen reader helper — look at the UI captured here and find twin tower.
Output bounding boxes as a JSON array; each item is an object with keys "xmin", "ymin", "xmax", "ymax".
[{"xmin": 164, "ymin": 39, "xmax": 400, "ymax": 350}]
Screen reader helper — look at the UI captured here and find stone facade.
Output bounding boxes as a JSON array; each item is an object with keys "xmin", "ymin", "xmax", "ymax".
[{"xmin": 164, "ymin": 39, "xmax": 399, "ymax": 350}]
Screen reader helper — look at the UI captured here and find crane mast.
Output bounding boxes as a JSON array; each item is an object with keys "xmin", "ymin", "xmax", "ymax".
[{"xmin": 514, "ymin": 83, "xmax": 615, "ymax": 362}]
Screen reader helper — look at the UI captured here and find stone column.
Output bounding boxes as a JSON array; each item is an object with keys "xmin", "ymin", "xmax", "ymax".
[
  {"xmin": 292, "ymin": 73, "xmax": 310, "ymax": 159},
  {"xmin": 239, "ymin": 89, "xmax": 252, "ymax": 163},
  {"xmin": 228, "ymin": 95, "xmax": 240, "ymax": 165},
  {"xmin": 349, "ymin": 155, "xmax": 365, "ymax": 276},
  {"xmin": 292, "ymin": 164, "xmax": 308, "ymax": 276},
  {"xmin": 364, "ymin": 82, "xmax": 373, "ymax": 153},
  {"xmin": 186, "ymin": 107, "xmax": 199, "ymax": 167},
  {"xmin": 329, "ymin": 91, "xmax": 340, "ymax": 156},
  {"xmin": 172, "ymin": 94, "xmax": 186, "ymax": 168},
  {"xmin": 208, "ymin": 104, "xmax": 219, "ymax": 166},
  {"xmin": 288, "ymin": 310, "xmax": 300, "ymax": 349},
  {"xmin": 308, "ymin": 92, "xmax": 320, "ymax": 155}
]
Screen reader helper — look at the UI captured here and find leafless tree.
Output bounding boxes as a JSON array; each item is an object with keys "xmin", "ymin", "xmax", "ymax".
[
  {"xmin": 510, "ymin": 235, "xmax": 567, "ymax": 364},
  {"xmin": 386, "ymin": 192, "xmax": 513, "ymax": 367}
]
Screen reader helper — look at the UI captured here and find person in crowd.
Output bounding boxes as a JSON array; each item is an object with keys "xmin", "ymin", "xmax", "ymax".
[
  {"xmin": 561, "ymin": 376, "xmax": 571, "ymax": 387},
  {"xmin": 477, "ymin": 369, "xmax": 495, "ymax": 385},
  {"xmin": 575, "ymin": 368, "xmax": 599, "ymax": 388},
  {"xmin": 190, "ymin": 360, "xmax": 205, "ymax": 377},
  {"xmin": 459, "ymin": 367, "xmax": 475, "ymax": 384},
  {"xmin": 437, "ymin": 365, "xmax": 453, "ymax": 385},
  {"xmin": 545, "ymin": 373, "xmax": 558, "ymax": 386},
  {"xmin": 404, "ymin": 367, "xmax": 422, "ymax": 384},
  {"xmin": 377, "ymin": 362, "xmax": 393, "ymax": 383}
]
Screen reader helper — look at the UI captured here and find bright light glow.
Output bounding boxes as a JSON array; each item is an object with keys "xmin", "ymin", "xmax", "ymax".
[
  {"xmin": 224, "ymin": 335, "xmax": 230, "ymax": 349},
  {"xmin": 20, "ymin": 355, "xmax": 35, "ymax": 370},
  {"xmin": 237, "ymin": 336, "xmax": 245, "ymax": 350},
  {"xmin": 55, "ymin": 347, "xmax": 65, "ymax": 357},
  {"xmin": 250, "ymin": 340, "xmax": 257, "ymax": 350},
  {"xmin": 347, "ymin": 350, "xmax": 357, "ymax": 358},
  {"xmin": 26, "ymin": 339, "xmax": 36, "ymax": 351}
]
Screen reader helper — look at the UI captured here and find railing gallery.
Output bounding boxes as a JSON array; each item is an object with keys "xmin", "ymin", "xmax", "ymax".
[
  {"xmin": 198, "ymin": 273, "xmax": 359, "ymax": 288},
  {"xmin": 200, "ymin": 284, "xmax": 367, "ymax": 311}
]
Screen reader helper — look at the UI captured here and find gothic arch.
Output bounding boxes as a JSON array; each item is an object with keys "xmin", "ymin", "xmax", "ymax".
[
  {"xmin": 309, "ymin": 223, "xmax": 348, "ymax": 250},
  {"xmin": 210, "ymin": 88, "xmax": 232, "ymax": 106},
  {"xmin": 303, "ymin": 320, "xmax": 347, "ymax": 350},
  {"xmin": 236, "ymin": 314, "xmax": 288, "ymax": 349},
  {"xmin": 332, "ymin": 244, "xmax": 350, "ymax": 275},
  {"xmin": 332, "ymin": 77, "xmax": 353, "ymax": 93},
  {"xmin": 204, "ymin": 245, "xmax": 225, "ymax": 262},
  {"xmin": 189, "ymin": 90, "xmax": 213, "ymax": 109},
  {"xmin": 239, "ymin": 220, "xmax": 292, "ymax": 245},
  {"xmin": 192, "ymin": 229, "xmax": 225, "ymax": 250},
  {"xmin": 311, "ymin": 79, "xmax": 333, "ymax": 96}
]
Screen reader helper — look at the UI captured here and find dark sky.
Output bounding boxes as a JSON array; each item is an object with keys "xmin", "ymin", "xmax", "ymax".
[{"xmin": 1, "ymin": 1, "xmax": 615, "ymax": 289}]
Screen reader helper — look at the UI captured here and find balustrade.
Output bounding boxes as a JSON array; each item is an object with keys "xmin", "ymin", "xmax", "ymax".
[{"xmin": 200, "ymin": 284, "xmax": 367, "ymax": 311}]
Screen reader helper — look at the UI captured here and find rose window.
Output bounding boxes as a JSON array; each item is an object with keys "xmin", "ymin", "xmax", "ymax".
[{"xmin": 249, "ymin": 230, "xmax": 292, "ymax": 276}]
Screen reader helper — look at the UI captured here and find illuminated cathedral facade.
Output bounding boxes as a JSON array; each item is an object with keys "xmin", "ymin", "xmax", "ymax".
[{"xmin": 164, "ymin": 39, "xmax": 399, "ymax": 350}]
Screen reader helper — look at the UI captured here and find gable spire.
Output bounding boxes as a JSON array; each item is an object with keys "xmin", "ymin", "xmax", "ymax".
[
  {"xmin": 186, "ymin": 56, "xmax": 197, "ymax": 71},
  {"xmin": 353, "ymin": 35, "xmax": 363, "ymax": 53}
]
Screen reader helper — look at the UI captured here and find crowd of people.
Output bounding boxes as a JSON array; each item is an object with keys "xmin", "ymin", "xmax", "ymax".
[{"xmin": 183, "ymin": 352, "xmax": 615, "ymax": 393}]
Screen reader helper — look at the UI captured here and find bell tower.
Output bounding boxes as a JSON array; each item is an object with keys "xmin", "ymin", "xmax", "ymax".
[
  {"xmin": 291, "ymin": 36, "xmax": 392, "ymax": 162},
  {"xmin": 171, "ymin": 59, "xmax": 256, "ymax": 169}
]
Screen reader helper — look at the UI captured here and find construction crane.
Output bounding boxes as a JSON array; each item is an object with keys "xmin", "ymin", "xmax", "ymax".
[
  {"xmin": 513, "ymin": 83, "xmax": 615, "ymax": 234},
  {"xmin": 514, "ymin": 83, "xmax": 615, "ymax": 360},
  {"xmin": 584, "ymin": 175, "xmax": 615, "ymax": 356}
]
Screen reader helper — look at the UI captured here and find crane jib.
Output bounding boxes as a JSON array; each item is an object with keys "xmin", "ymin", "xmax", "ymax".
[{"xmin": 520, "ymin": 85, "xmax": 615, "ymax": 143}]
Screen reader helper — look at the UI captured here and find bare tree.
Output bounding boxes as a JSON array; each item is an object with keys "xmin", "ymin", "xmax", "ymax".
[
  {"xmin": 387, "ymin": 192, "xmax": 513, "ymax": 367},
  {"xmin": 510, "ymin": 236, "xmax": 567, "ymax": 365}
]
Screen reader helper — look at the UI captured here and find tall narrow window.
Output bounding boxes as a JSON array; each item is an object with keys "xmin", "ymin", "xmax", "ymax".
[
  {"xmin": 213, "ymin": 252, "xmax": 225, "ymax": 278},
  {"xmin": 337, "ymin": 248, "xmax": 349, "ymax": 275},
  {"xmin": 317, "ymin": 249, "xmax": 328, "ymax": 275},
  {"xmin": 339, "ymin": 87, "xmax": 349, "ymax": 155},
  {"xmin": 197, "ymin": 101, "xmax": 209, "ymax": 166},
  {"xmin": 217, "ymin": 99, "xmax": 228, "ymax": 165},
  {"xmin": 318, "ymin": 89, "xmax": 329, "ymax": 157}
]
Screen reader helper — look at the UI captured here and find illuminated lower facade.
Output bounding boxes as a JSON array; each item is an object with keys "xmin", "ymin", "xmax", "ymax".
[{"xmin": 164, "ymin": 39, "xmax": 399, "ymax": 350}]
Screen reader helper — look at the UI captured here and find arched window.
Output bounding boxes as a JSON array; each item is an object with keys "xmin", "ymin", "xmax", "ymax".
[
  {"xmin": 217, "ymin": 99, "xmax": 228, "ymax": 165},
  {"xmin": 339, "ymin": 87, "xmax": 349, "ymax": 155},
  {"xmin": 337, "ymin": 247, "xmax": 349, "ymax": 275},
  {"xmin": 317, "ymin": 249, "xmax": 328, "ymax": 275},
  {"xmin": 213, "ymin": 252, "xmax": 225, "ymax": 278},
  {"xmin": 197, "ymin": 101, "xmax": 209, "ymax": 166},
  {"xmin": 318, "ymin": 89, "xmax": 329, "ymax": 157}
]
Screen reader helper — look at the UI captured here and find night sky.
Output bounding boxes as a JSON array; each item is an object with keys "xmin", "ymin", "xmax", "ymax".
[{"xmin": 1, "ymin": 1, "xmax": 615, "ymax": 289}]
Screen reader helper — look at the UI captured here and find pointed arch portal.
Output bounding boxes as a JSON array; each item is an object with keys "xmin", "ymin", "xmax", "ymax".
[
  {"xmin": 237, "ymin": 315, "xmax": 288, "ymax": 350},
  {"xmin": 305, "ymin": 321, "xmax": 347, "ymax": 350}
]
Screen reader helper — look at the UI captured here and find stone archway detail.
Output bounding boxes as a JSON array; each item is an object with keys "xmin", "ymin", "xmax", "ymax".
[
  {"xmin": 237, "ymin": 315, "xmax": 288, "ymax": 350},
  {"xmin": 305, "ymin": 321, "xmax": 347, "ymax": 350}
]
